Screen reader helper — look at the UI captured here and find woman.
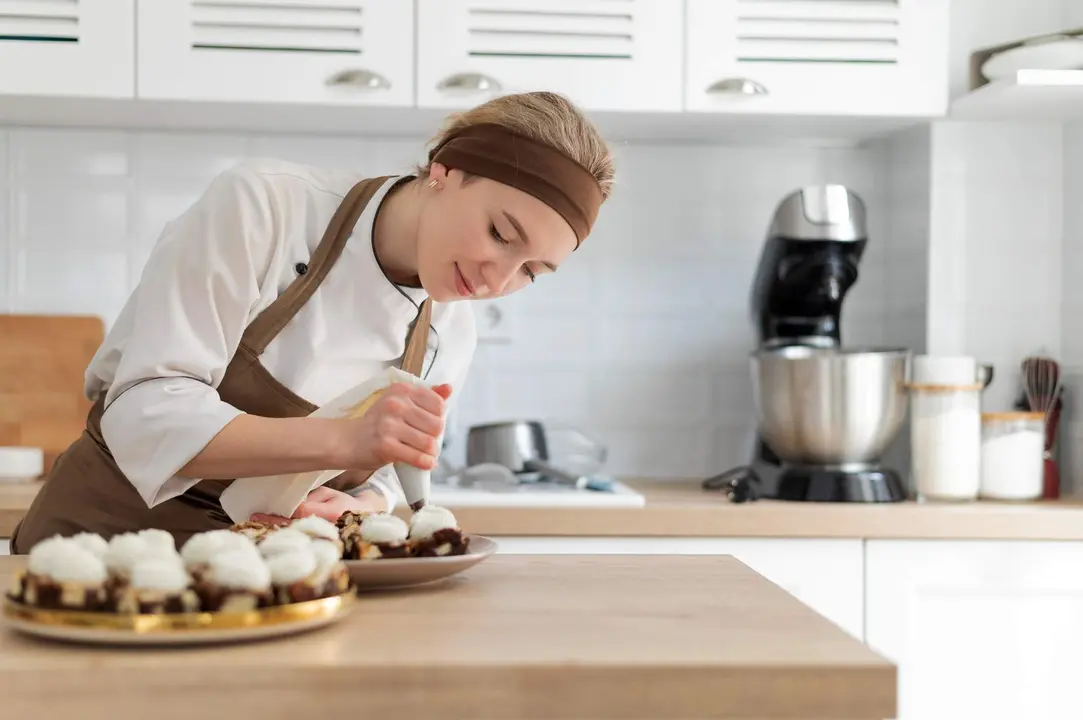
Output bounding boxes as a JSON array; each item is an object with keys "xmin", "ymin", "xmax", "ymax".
[{"xmin": 12, "ymin": 91, "xmax": 615, "ymax": 554}]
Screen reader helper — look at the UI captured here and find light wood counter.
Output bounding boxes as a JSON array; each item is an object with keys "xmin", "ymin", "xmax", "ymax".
[
  {"xmin": 0, "ymin": 554, "xmax": 895, "ymax": 719},
  {"xmin": 4, "ymin": 477, "xmax": 1083, "ymax": 541}
]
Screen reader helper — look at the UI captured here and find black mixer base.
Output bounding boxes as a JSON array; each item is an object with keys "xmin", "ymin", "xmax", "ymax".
[{"xmin": 775, "ymin": 466, "xmax": 907, "ymax": 503}]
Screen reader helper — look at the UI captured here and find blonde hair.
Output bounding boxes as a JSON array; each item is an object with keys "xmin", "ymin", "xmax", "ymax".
[{"xmin": 424, "ymin": 91, "xmax": 615, "ymax": 201}]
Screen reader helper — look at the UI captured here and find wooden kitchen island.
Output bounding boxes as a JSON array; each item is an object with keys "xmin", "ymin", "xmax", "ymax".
[{"xmin": 0, "ymin": 554, "xmax": 894, "ymax": 720}]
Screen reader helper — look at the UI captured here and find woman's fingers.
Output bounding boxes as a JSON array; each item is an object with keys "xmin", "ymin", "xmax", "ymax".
[{"xmin": 387, "ymin": 437, "xmax": 438, "ymax": 470}]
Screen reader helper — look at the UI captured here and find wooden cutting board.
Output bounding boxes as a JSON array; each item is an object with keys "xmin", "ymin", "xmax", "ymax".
[{"xmin": 0, "ymin": 314, "xmax": 105, "ymax": 475}]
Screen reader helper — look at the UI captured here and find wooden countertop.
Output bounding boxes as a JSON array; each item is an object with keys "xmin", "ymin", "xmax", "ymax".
[
  {"xmin": 4, "ymin": 477, "xmax": 1083, "ymax": 541},
  {"xmin": 0, "ymin": 554, "xmax": 895, "ymax": 719}
]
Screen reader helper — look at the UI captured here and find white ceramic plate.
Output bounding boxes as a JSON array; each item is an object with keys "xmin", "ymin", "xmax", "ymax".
[
  {"xmin": 982, "ymin": 36, "xmax": 1083, "ymax": 81},
  {"xmin": 345, "ymin": 535, "xmax": 498, "ymax": 591},
  {"xmin": 3, "ymin": 591, "xmax": 356, "ymax": 647}
]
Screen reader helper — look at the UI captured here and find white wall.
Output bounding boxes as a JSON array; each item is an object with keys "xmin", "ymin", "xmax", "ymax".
[
  {"xmin": 0, "ymin": 126, "xmax": 913, "ymax": 480},
  {"xmin": 927, "ymin": 121, "xmax": 1064, "ymax": 411}
]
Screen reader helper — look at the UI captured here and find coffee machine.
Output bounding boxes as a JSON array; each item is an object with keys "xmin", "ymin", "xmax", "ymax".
[{"xmin": 704, "ymin": 185, "xmax": 870, "ymax": 502}]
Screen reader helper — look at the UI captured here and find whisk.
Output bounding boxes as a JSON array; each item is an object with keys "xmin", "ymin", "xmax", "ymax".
[{"xmin": 1022, "ymin": 356, "xmax": 1062, "ymax": 498}]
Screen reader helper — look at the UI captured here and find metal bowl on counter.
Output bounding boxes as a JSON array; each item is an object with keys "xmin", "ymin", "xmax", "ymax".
[{"xmin": 751, "ymin": 346, "xmax": 911, "ymax": 466}]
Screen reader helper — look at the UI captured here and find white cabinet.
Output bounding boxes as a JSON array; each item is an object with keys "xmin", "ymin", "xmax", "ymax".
[
  {"xmin": 495, "ymin": 537, "xmax": 865, "ymax": 640},
  {"xmin": 416, "ymin": 0, "xmax": 683, "ymax": 112},
  {"xmin": 866, "ymin": 540, "xmax": 1083, "ymax": 720},
  {"xmin": 0, "ymin": 0, "xmax": 134, "ymax": 97},
  {"xmin": 685, "ymin": 0, "xmax": 950, "ymax": 117},
  {"xmin": 137, "ymin": 0, "xmax": 414, "ymax": 106}
]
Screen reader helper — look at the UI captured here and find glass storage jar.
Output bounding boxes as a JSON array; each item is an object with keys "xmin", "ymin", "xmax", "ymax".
[
  {"xmin": 979, "ymin": 412, "xmax": 1045, "ymax": 501},
  {"xmin": 908, "ymin": 381, "xmax": 983, "ymax": 502}
]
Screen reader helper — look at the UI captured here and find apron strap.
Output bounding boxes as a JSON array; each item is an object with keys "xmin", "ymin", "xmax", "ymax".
[
  {"xmin": 400, "ymin": 297, "xmax": 432, "ymax": 377},
  {"xmin": 241, "ymin": 176, "xmax": 392, "ymax": 355}
]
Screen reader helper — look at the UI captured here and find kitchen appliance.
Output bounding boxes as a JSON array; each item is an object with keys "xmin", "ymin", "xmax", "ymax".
[
  {"xmin": 751, "ymin": 345, "xmax": 910, "ymax": 502},
  {"xmin": 704, "ymin": 185, "xmax": 907, "ymax": 502}
]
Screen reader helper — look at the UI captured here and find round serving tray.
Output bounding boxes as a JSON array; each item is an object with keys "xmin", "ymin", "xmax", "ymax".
[{"xmin": 3, "ymin": 590, "xmax": 356, "ymax": 647}]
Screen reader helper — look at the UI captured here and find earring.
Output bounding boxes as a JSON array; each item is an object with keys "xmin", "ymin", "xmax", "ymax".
[{"xmin": 427, "ymin": 179, "xmax": 439, "ymax": 189}]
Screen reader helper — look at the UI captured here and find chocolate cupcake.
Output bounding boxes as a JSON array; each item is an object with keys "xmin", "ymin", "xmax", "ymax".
[
  {"xmin": 289, "ymin": 516, "xmax": 344, "ymax": 556},
  {"xmin": 113, "ymin": 557, "xmax": 200, "ymax": 614},
  {"xmin": 180, "ymin": 529, "xmax": 259, "ymax": 580},
  {"xmin": 346, "ymin": 513, "xmax": 410, "ymax": 560},
  {"xmin": 257, "ymin": 528, "xmax": 312, "ymax": 558},
  {"xmin": 230, "ymin": 520, "xmax": 277, "ymax": 543},
  {"xmin": 193, "ymin": 548, "xmax": 273, "ymax": 612},
  {"xmin": 265, "ymin": 544, "xmax": 350, "ymax": 604},
  {"xmin": 103, "ymin": 532, "xmax": 184, "ymax": 590},
  {"xmin": 15, "ymin": 536, "xmax": 110, "ymax": 611},
  {"xmin": 70, "ymin": 532, "xmax": 109, "ymax": 560},
  {"xmin": 335, "ymin": 510, "xmax": 368, "ymax": 530},
  {"xmin": 407, "ymin": 506, "xmax": 469, "ymax": 557}
]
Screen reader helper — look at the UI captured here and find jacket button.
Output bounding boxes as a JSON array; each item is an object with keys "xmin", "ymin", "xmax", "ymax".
[{"xmin": 295, "ymin": 262, "xmax": 308, "ymax": 275}]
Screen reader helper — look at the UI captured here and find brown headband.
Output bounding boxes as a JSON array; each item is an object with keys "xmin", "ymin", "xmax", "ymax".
[{"xmin": 427, "ymin": 123, "xmax": 603, "ymax": 245}]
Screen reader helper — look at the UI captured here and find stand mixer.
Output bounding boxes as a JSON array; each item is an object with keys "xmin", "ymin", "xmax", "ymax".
[{"xmin": 704, "ymin": 184, "xmax": 909, "ymax": 503}]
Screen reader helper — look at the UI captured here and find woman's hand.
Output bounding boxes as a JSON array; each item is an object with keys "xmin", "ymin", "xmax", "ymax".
[
  {"xmin": 250, "ymin": 486, "xmax": 388, "ymax": 526},
  {"xmin": 334, "ymin": 382, "xmax": 453, "ymax": 472}
]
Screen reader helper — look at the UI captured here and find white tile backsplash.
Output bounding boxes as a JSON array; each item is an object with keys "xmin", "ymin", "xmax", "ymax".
[{"xmin": 0, "ymin": 126, "xmax": 921, "ymax": 480}]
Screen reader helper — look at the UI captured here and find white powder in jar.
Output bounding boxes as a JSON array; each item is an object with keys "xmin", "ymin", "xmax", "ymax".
[
  {"xmin": 980, "ymin": 429, "xmax": 1045, "ymax": 500},
  {"xmin": 911, "ymin": 407, "xmax": 982, "ymax": 500}
]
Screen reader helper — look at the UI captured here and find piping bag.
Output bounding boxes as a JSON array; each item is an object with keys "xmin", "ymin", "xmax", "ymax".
[{"xmin": 219, "ymin": 300, "xmax": 436, "ymax": 522}]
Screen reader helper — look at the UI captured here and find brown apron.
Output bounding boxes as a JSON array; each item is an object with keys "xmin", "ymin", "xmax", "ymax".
[{"xmin": 11, "ymin": 176, "xmax": 432, "ymax": 554}]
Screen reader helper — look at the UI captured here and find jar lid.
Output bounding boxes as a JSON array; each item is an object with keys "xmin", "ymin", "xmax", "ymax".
[
  {"xmin": 906, "ymin": 381, "xmax": 985, "ymax": 392},
  {"xmin": 981, "ymin": 411, "xmax": 1045, "ymax": 422}
]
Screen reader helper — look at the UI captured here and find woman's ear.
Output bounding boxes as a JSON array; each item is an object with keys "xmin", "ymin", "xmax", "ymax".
[{"xmin": 427, "ymin": 162, "xmax": 450, "ymax": 184}]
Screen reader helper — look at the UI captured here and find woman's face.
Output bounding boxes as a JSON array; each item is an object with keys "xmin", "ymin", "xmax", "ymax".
[{"xmin": 416, "ymin": 163, "xmax": 579, "ymax": 303}]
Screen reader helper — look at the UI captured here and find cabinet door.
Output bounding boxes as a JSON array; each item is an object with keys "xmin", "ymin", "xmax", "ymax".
[
  {"xmin": 137, "ymin": 0, "xmax": 413, "ymax": 106},
  {"xmin": 685, "ymin": 0, "xmax": 949, "ymax": 117},
  {"xmin": 417, "ymin": 0, "xmax": 682, "ymax": 112},
  {"xmin": 866, "ymin": 540, "xmax": 1083, "ymax": 720},
  {"xmin": 495, "ymin": 537, "xmax": 865, "ymax": 640},
  {"xmin": 0, "ymin": 0, "xmax": 134, "ymax": 97}
]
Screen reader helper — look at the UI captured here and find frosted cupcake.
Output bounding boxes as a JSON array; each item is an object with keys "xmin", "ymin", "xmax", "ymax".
[
  {"xmin": 229, "ymin": 520, "xmax": 277, "ymax": 542},
  {"xmin": 335, "ymin": 510, "xmax": 370, "ymax": 530},
  {"xmin": 179, "ymin": 529, "xmax": 259, "ymax": 580},
  {"xmin": 290, "ymin": 516, "xmax": 344, "ymax": 556},
  {"xmin": 407, "ymin": 506, "xmax": 469, "ymax": 557},
  {"xmin": 113, "ymin": 557, "xmax": 200, "ymax": 614},
  {"xmin": 256, "ymin": 528, "xmax": 312, "ymax": 558},
  {"xmin": 103, "ymin": 532, "xmax": 184, "ymax": 587},
  {"xmin": 15, "ymin": 537, "xmax": 110, "ymax": 611},
  {"xmin": 70, "ymin": 532, "xmax": 109, "ymax": 559},
  {"xmin": 193, "ymin": 548, "xmax": 273, "ymax": 612},
  {"xmin": 346, "ymin": 513, "xmax": 410, "ymax": 560},
  {"xmin": 265, "ymin": 545, "xmax": 350, "ymax": 604}
]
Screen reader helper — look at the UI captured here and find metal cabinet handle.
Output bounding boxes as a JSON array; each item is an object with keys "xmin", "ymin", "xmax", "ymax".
[
  {"xmin": 437, "ymin": 72, "xmax": 502, "ymax": 93},
  {"xmin": 325, "ymin": 69, "xmax": 391, "ymax": 90},
  {"xmin": 706, "ymin": 78, "xmax": 768, "ymax": 96}
]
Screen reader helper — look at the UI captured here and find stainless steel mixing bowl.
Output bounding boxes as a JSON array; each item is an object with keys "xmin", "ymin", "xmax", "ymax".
[{"xmin": 750, "ymin": 346, "xmax": 911, "ymax": 466}]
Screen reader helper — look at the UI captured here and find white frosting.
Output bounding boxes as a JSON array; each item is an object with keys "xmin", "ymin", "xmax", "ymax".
[
  {"xmin": 309, "ymin": 541, "xmax": 342, "ymax": 576},
  {"xmin": 26, "ymin": 535, "xmax": 73, "ymax": 575},
  {"xmin": 70, "ymin": 533, "xmax": 109, "ymax": 559},
  {"xmin": 266, "ymin": 550, "xmax": 318, "ymax": 586},
  {"xmin": 35, "ymin": 545, "xmax": 108, "ymax": 584},
  {"xmin": 408, "ymin": 505, "xmax": 459, "ymax": 541},
  {"xmin": 180, "ymin": 530, "xmax": 258, "ymax": 569},
  {"xmin": 360, "ymin": 514, "xmax": 408, "ymax": 545},
  {"xmin": 290, "ymin": 516, "xmax": 340, "ymax": 542},
  {"xmin": 207, "ymin": 549, "xmax": 271, "ymax": 591},
  {"xmin": 137, "ymin": 528, "xmax": 177, "ymax": 554},
  {"xmin": 257, "ymin": 528, "xmax": 311, "ymax": 557},
  {"xmin": 129, "ymin": 558, "xmax": 191, "ymax": 593}
]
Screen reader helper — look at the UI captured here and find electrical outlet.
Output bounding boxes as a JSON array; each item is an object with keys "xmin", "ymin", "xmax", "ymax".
[{"xmin": 472, "ymin": 298, "xmax": 516, "ymax": 342}]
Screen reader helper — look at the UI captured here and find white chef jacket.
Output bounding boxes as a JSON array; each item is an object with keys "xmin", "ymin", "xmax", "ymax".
[{"xmin": 84, "ymin": 159, "xmax": 477, "ymax": 510}]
